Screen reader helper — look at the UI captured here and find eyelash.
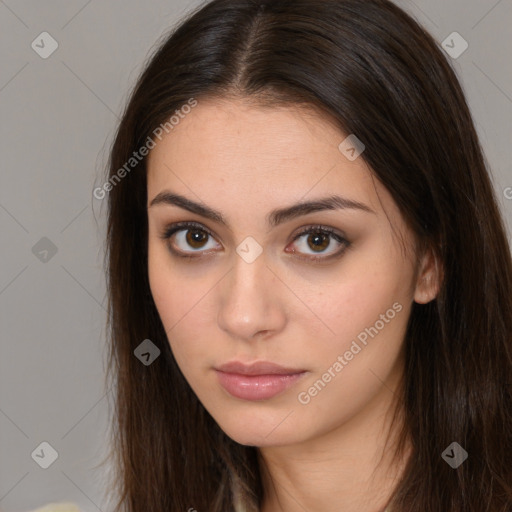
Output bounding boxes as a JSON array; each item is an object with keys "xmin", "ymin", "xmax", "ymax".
[{"xmin": 159, "ymin": 221, "xmax": 350, "ymax": 262}]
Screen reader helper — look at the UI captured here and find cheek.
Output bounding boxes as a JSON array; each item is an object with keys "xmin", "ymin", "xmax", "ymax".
[
  {"xmin": 148, "ymin": 241, "xmax": 220, "ymax": 368},
  {"xmin": 293, "ymin": 283, "xmax": 409, "ymax": 437},
  {"xmin": 298, "ymin": 280, "xmax": 409, "ymax": 380},
  {"xmin": 149, "ymin": 237, "xmax": 206, "ymax": 320},
  {"xmin": 288, "ymin": 247, "xmax": 413, "ymax": 407},
  {"xmin": 293, "ymin": 248, "xmax": 414, "ymax": 354},
  {"xmin": 148, "ymin": 244, "xmax": 181, "ymax": 325}
]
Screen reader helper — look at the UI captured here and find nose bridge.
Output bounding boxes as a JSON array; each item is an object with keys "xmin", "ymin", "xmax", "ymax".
[
  {"xmin": 227, "ymin": 249, "xmax": 270, "ymax": 314},
  {"xmin": 217, "ymin": 247, "xmax": 285, "ymax": 340}
]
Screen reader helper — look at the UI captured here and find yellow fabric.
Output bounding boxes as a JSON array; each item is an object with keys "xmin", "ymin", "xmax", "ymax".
[{"xmin": 29, "ymin": 504, "xmax": 80, "ymax": 512}]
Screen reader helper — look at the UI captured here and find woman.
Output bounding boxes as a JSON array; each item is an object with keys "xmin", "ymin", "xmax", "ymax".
[{"xmin": 100, "ymin": 0, "xmax": 512, "ymax": 510}]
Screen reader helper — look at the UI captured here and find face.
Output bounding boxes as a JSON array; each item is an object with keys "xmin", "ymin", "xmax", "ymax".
[{"xmin": 146, "ymin": 97, "xmax": 436, "ymax": 447}]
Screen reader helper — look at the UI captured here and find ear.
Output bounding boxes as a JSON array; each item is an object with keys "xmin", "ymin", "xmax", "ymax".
[{"xmin": 413, "ymin": 247, "xmax": 443, "ymax": 304}]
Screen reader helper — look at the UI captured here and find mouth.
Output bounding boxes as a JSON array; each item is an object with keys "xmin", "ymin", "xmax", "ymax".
[{"xmin": 214, "ymin": 361, "xmax": 308, "ymax": 401}]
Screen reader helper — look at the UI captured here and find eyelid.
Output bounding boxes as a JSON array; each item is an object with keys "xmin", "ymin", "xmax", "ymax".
[
  {"xmin": 288, "ymin": 224, "xmax": 349, "ymax": 261},
  {"xmin": 291, "ymin": 224, "xmax": 346, "ymax": 241},
  {"xmin": 159, "ymin": 220, "xmax": 215, "ymax": 241},
  {"xmin": 159, "ymin": 221, "xmax": 350, "ymax": 260},
  {"xmin": 160, "ymin": 220, "xmax": 221, "ymax": 259}
]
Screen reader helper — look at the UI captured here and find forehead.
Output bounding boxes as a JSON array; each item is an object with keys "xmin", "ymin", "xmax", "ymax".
[
  {"xmin": 147, "ymin": 97, "xmax": 372, "ymax": 192},
  {"xmin": 145, "ymin": 98, "xmax": 411, "ymax": 248}
]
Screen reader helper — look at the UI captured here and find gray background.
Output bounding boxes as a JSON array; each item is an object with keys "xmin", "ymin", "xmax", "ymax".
[{"xmin": 0, "ymin": 1, "xmax": 511, "ymax": 511}]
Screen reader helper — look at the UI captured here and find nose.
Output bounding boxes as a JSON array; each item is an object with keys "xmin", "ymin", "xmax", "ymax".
[{"xmin": 216, "ymin": 251, "xmax": 287, "ymax": 342}]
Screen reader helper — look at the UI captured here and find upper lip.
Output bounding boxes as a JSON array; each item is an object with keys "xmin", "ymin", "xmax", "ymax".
[{"xmin": 216, "ymin": 361, "xmax": 306, "ymax": 376}]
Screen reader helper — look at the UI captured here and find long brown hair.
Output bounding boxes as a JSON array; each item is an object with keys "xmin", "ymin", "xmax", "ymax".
[{"xmin": 101, "ymin": 0, "xmax": 512, "ymax": 510}]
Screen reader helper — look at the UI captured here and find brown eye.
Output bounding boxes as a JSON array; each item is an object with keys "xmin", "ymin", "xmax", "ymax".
[
  {"xmin": 185, "ymin": 228, "xmax": 209, "ymax": 249},
  {"xmin": 161, "ymin": 222, "xmax": 221, "ymax": 257},
  {"xmin": 288, "ymin": 225, "xmax": 349, "ymax": 261},
  {"xmin": 306, "ymin": 232, "xmax": 331, "ymax": 252}
]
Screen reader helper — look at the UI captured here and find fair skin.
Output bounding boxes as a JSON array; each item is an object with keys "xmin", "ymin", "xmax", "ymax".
[{"xmin": 146, "ymin": 97, "xmax": 440, "ymax": 512}]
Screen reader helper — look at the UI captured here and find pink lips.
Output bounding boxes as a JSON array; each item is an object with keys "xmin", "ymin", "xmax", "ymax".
[{"xmin": 215, "ymin": 361, "xmax": 307, "ymax": 401}]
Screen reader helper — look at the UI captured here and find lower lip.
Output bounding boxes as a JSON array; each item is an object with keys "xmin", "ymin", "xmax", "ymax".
[{"xmin": 215, "ymin": 370, "xmax": 307, "ymax": 401}]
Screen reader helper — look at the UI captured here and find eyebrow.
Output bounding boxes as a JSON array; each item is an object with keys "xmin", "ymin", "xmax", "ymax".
[{"xmin": 149, "ymin": 191, "xmax": 375, "ymax": 229}]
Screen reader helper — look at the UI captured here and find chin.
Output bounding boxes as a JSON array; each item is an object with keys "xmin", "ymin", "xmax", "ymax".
[{"xmin": 210, "ymin": 408, "xmax": 307, "ymax": 447}]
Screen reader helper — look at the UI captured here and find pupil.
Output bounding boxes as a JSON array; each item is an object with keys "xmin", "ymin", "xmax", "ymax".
[
  {"xmin": 308, "ymin": 232, "xmax": 329, "ymax": 252},
  {"xmin": 187, "ymin": 229, "xmax": 207, "ymax": 248}
]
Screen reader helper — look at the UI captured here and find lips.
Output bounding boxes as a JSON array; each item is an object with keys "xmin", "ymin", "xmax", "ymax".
[
  {"xmin": 215, "ymin": 361, "xmax": 307, "ymax": 401},
  {"xmin": 216, "ymin": 360, "xmax": 305, "ymax": 375}
]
